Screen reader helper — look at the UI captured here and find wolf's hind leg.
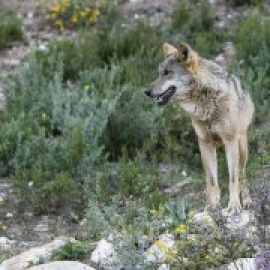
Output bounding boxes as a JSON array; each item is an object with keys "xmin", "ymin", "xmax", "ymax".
[
  {"xmin": 239, "ymin": 135, "xmax": 252, "ymax": 209},
  {"xmin": 198, "ymin": 139, "xmax": 221, "ymax": 209}
]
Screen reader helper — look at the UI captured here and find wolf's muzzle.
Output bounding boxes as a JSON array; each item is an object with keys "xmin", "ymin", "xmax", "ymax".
[{"xmin": 156, "ymin": 86, "xmax": 176, "ymax": 105}]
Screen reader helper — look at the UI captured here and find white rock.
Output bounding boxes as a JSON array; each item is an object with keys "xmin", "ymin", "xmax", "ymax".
[
  {"xmin": 0, "ymin": 237, "xmax": 15, "ymax": 250},
  {"xmin": 158, "ymin": 264, "xmax": 170, "ymax": 270},
  {"xmin": 28, "ymin": 261, "xmax": 95, "ymax": 270},
  {"xmin": 90, "ymin": 239, "xmax": 118, "ymax": 267},
  {"xmin": 223, "ymin": 258, "xmax": 256, "ymax": 270},
  {"xmin": 0, "ymin": 237, "xmax": 71, "ymax": 270},
  {"xmin": 6, "ymin": 212, "xmax": 13, "ymax": 218},
  {"xmin": 193, "ymin": 211, "xmax": 215, "ymax": 226},
  {"xmin": 194, "ymin": 210, "xmax": 254, "ymax": 230},
  {"xmin": 222, "ymin": 209, "xmax": 255, "ymax": 229},
  {"xmin": 145, "ymin": 234, "xmax": 175, "ymax": 263}
]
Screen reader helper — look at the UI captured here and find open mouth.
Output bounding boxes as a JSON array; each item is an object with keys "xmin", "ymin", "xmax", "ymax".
[{"xmin": 156, "ymin": 86, "xmax": 176, "ymax": 105}]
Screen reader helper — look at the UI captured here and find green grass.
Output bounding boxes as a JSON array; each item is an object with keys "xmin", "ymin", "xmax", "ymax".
[{"xmin": 0, "ymin": 12, "xmax": 23, "ymax": 49}]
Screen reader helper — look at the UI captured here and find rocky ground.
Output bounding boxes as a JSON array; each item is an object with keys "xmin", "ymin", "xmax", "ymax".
[{"xmin": 0, "ymin": 0, "xmax": 269, "ymax": 267}]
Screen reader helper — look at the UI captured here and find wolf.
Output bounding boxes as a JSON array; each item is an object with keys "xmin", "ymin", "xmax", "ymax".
[{"xmin": 145, "ymin": 42, "xmax": 254, "ymax": 213}]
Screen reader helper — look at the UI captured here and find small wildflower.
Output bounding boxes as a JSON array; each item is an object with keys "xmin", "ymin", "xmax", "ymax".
[
  {"xmin": 1, "ymin": 224, "xmax": 6, "ymax": 231},
  {"xmin": 188, "ymin": 210, "xmax": 195, "ymax": 217},
  {"xmin": 164, "ymin": 248, "xmax": 177, "ymax": 259},
  {"xmin": 0, "ymin": 197, "xmax": 3, "ymax": 204},
  {"xmin": 155, "ymin": 240, "xmax": 168, "ymax": 251},
  {"xmin": 175, "ymin": 224, "xmax": 187, "ymax": 234},
  {"xmin": 51, "ymin": 4, "xmax": 61, "ymax": 13},
  {"xmin": 150, "ymin": 209, "xmax": 157, "ymax": 214},
  {"xmin": 71, "ymin": 14, "xmax": 78, "ymax": 23},
  {"xmin": 55, "ymin": 20, "xmax": 63, "ymax": 27},
  {"xmin": 205, "ymin": 255, "xmax": 211, "ymax": 261},
  {"xmin": 202, "ymin": 215, "xmax": 211, "ymax": 222},
  {"xmin": 28, "ymin": 181, "xmax": 34, "ymax": 188},
  {"xmin": 80, "ymin": 11, "xmax": 87, "ymax": 17},
  {"xmin": 187, "ymin": 218, "xmax": 194, "ymax": 224}
]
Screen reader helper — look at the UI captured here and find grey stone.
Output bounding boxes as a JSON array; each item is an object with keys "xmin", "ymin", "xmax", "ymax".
[
  {"xmin": 0, "ymin": 237, "xmax": 72, "ymax": 270},
  {"xmin": 28, "ymin": 261, "xmax": 95, "ymax": 270}
]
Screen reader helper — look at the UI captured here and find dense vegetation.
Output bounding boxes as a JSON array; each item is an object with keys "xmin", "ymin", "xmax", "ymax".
[{"xmin": 0, "ymin": 0, "xmax": 270, "ymax": 268}]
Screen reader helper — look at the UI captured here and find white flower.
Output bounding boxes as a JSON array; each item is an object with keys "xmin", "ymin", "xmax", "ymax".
[
  {"xmin": 28, "ymin": 181, "xmax": 33, "ymax": 188},
  {"xmin": 181, "ymin": 170, "xmax": 187, "ymax": 177}
]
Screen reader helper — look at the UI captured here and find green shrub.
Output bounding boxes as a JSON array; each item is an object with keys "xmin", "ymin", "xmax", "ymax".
[
  {"xmin": 233, "ymin": 11, "xmax": 270, "ymax": 62},
  {"xmin": 1, "ymin": 55, "xmax": 119, "ymax": 213},
  {"xmin": 51, "ymin": 240, "xmax": 87, "ymax": 261},
  {"xmin": 0, "ymin": 12, "xmax": 23, "ymax": 49},
  {"xmin": 171, "ymin": 0, "xmax": 224, "ymax": 57},
  {"xmin": 231, "ymin": 11, "xmax": 270, "ymax": 157},
  {"xmin": 38, "ymin": 21, "xmax": 163, "ymax": 80}
]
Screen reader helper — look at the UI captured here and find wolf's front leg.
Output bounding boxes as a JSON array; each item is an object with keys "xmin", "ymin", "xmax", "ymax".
[
  {"xmin": 225, "ymin": 140, "xmax": 242, "ymax": 214},
  {"xmin": 198, "ymin": 139, "xmax": 221, "ymax": 209}
]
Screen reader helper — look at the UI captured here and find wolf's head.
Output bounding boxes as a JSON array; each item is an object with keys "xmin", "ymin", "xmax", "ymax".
[{"xmin": 145, "ymin": 42, "xmax": 199, "ymax": 105}]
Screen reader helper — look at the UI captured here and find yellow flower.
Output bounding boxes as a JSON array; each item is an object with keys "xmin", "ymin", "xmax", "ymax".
[
  {"xmin": 188, "ymin": 210, "xmax": 195, "ymax": 217},
  {"xmin": 164, "ymin": 248, "xmax": 177, "ymax": 259},
  {"xmin": 149, "ymin": 209, "xmax": 157, "ymax": 214},
  {"xmin": 1, "ymin": 224, "xmax": 6, "ymax": 231},
  {"xmin": 51, "ymin": 4, "xmax": 61, "ymax": 13},
  {"xmin": 71, "ymin": 14, "xmax": 78, "ymax": 23},
  {"xmin": 155, "ymin": 240, "xmax": 167, "ymax": 251},
  {"xmin": 175, "ymin": 224, "xmax": 187, "ymax": 233},
  {"xmin": 0, "ymin": 197, "xmax": 3, "ymax": 204},
  {"xmin": 187, "ymin": 218, "xmax": 194, "ymax": 224},
  {"xmin": 55, "ymin": 20, "xmax": 63, "ymax": 26},
  {"xmin": 80, "ymin": 11, "xmax": 87, "ymax": 17},
  {"xmin": 61, "ymin": 0, "xmax": 70, "ymax": 7},
  {"xmin": 203, "ymin": 215, "xmax": 210, "ymax": 222},
  {"xmin": 94, "ymin": 9, "xmax": 100, "ymax": 17},
  {"xmin": 204, "ymin": 255, "xmax": 212, "ymax": 261}
]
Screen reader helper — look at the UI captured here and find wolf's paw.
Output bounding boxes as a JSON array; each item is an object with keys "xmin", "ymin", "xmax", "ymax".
[
  {"xmin": 242, "ymin": 196, "xmax": 252, "ymax": 210},
  {"xmin": 227, "ymin": 200, "xmax": 242, "ymax": 215}
]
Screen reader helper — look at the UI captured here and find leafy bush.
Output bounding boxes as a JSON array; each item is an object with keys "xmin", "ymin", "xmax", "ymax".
[
  {"xmin": 231, "ymin": 11, "xmax": 270, "ymax": 157},
  {"xmin": 171, "ymin": 0, "xmax": 225, "ymax": 57},
  {"xmin": 1, "ymin": 56, "xmax": 119, "ymax": 213},
  {"xmin": 233, "ymin": 11, "xmax": 270, "ymax": 63},
  {"xmin": 51, "ymin": 240, "xmax": 87, "ymax": 261},
  {"xmin": 38, "ymin": 21, "xmax": 163, "ymax": 80},
  {"xmin": 0, "ymin": 12, "xmax": 23, "ymax": 49}
]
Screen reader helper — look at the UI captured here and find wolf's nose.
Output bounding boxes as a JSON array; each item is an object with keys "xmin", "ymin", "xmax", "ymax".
[{"xmin": 144, "ymin": 89, "xmax": 153, "ymax": 97}]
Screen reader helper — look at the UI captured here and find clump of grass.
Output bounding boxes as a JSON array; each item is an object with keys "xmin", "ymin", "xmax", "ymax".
[
  {"xmin": 0, "ymin": 12, "xmax": 23, "ymax": 49},
  {"xmin": 51, "ymin": 240, "xmax": 87, "ymax": 261}
]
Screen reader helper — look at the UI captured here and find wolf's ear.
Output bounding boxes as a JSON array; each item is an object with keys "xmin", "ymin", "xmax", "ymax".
[
  {"xmin": 163, "ymin": 42, "xmax": 178, "ymax": 58},
  {"xmin": 178, "ymin": 42, "xmax": 199, "ymax": 74}
]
